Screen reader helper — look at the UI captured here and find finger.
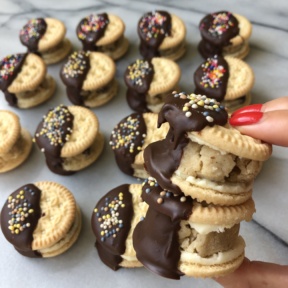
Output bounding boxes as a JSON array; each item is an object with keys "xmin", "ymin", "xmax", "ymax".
[
  {"xmin": 229, "ymin": 110, "xmax": 288, "ymax": 147},
  {"xmin": 215, "ymin": 258, "xmax": 288, "ymax": 288},
  {"xmin": 231, "ymin": 96, "xmax": 288, "ymax": 117}
]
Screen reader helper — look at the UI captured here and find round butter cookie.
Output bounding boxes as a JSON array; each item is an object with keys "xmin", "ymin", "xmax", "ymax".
[
  {"xmin": 198, "ymin": 11, "xmax": 252, "ymax": 59},
  {"xmin": 76, "ymin": 13, "xmax": 129, "ymax": 60},
  {"xmin": 34, "ymin": 104, "xmax": 104, "ymax": 175},
  {"xmin": 143, "ymin": 92, "xmax": 272, "ymax": 205},
  {"xmin": 0, "ymin": 110, "xmax": 32, "ymax": 173},
  {"xmin": 109, "ymin": 112, "xmax": 169, "ymax": 178},
  {"xmin": 60, "ymin": 50, "xmax": 117, "ymax": 108},
  {"xmin": 0, "ymin": 181, "xmax": 81, "ymax": 258},
  {"xmin": 124, "ymin": 58, "xmax": 181, "ymax": 113},
  {"xmin": 194, "ymin": 55, "xmax": 254, "ymax": 112},
  {"xmin": 0, "ymin": 53, "xmax": 55, "ymax": 109},
  {"xmin": 91, "ymin": 183, "xmax": 147, "ymax": 270},
  {"xmin": 138, "ymin": 11, "xmax": 186, "ymax": 61},
  {"xmin": 19, "ymin": 18, "xmax": 72, "ymax": 64}
]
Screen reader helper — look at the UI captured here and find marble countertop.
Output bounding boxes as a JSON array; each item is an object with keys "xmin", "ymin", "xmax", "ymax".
[{"xmin": 0, "ymin": 0, "xmax": 288, "ymax": 287}]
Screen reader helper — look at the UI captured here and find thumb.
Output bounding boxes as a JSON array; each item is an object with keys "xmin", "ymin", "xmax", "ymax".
[{"xmin": 229, "ymin": 110, "xmax": 288, "ymax": 147}]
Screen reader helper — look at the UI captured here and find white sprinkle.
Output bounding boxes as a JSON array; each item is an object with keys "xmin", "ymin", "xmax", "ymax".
[
  {"xmin": 192, "ymin": 104, "xmax": 198, "ymax": 109},
  {"xmin": 185, "ymin": 111, "xmax": 192, "ymax": 117},
  {"xmin": 206, "ymin": 116, "xmax": 214, "ymax": 122}
]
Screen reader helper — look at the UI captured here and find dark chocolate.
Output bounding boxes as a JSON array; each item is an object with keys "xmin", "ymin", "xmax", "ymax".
[
  {"xmin": 91, "ymin": 184, "xmax": 133, "ymax": 270},
  {"xmin": 109, "ymin": 113, "xmax": 147, "ymax": 176},
  {"xmin": 198, "ymin": 11, "xmax": 239, "ymax": 57},
  {"xmin": 19, "ymin": 18, "xmax": 47, "ymax": 53},
  {"xmin": 124, "ymin": 59, "xmax": 155, "ymax": 112},
  {"xmin": 0, "ymin": 53, "xmax": 27, "ymax": 107},
  {"xmin": 194, "ymin": 55, "xmax": 229, "ymax": 102},
  {"xmin": 77, "ymin": 13, "xmax": 109, "ymax": 51},
  {"xmin": 0, "ymin": 184, "xmax": 42, "ymax": 258},
  {"xmin": 138, "ymin": 11, "xmax": 172, "ymax": 59},
  {"xmin": 60, "ymin": 51, "xmax": 91, "ymax": 106},
  {"xmin": 133, "ymin": 178, "xmax": 193, "ymax": 279},
  {"xmin": 34, "ymin": 105, "xmax": 74, "ymax": 175}
]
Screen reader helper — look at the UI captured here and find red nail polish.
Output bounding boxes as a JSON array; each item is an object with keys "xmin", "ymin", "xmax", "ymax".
[
  {"xmin": 231, "ymin": 104, "xmax": 263, "ymax": 117},
  {"xmin": 229, "ymin": 111, "xmax": 263, "ymax": 126}
]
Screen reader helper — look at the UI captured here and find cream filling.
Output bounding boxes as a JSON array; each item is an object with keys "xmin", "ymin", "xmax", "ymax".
[
  {"xmin": 176, "ymin": 171, "xmax": 253, "ymax": 194},
  {"xmin": 180, "ymin": 236, "xmax": 245, "ymax": 265},
  {"xmin": 188, "ymin": 222, "xmax": 234, "ymax": 235}
]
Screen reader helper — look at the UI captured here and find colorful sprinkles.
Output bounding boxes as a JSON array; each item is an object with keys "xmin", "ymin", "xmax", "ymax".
[
  {"xmin": 139, "ymin": 11, "xmax": 169, "ymax": 41},
  {"xmin": 172, "ymin": 91, "xmax": 225, "ymax": 122},
  {"xmin": 109, "ymin": 114, "xmax": 146, "ymax": 154},
  {"xmin": 62, "ymin": 51, "xmax": 90, "ymax": 79},
  {"xmin": 0, "ymin": 54, "xmax": 24, "ymax": 80},
  {"xmin": 34, "ymin": 105, "xmax": 73, "ymax": 151},
  {"xmin": 207, "ymin": 12, "xmax": 235, "ymax": 36},
  {"xmin": 19, "ymin": 18, "xmax": 46, "ymax": 42},
  {"xmin": 94, "ymin": 192, "xmax": 126, "ymax": 242},
  {"xmin": 200, "ymin": 56, "xmax": 227, "ymax": 89},
  {"xmin": 127, "ymin": 59, "xmax": 153, "ymax": 86},
  {"xmin": 77, "ymin": 14, "xmax": 109, "ymax": 40},
  {"xmin": 6, "ymin": 186, "xmax": 36, "ymax": 235}
]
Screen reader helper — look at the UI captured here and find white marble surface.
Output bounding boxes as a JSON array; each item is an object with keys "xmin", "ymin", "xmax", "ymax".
[{"xmin": 0, "ymin": 1, "xmax": 288, "ymax": 287}]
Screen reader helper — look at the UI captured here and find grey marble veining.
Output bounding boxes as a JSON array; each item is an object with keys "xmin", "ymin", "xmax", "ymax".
[{"xmin": 0, "ymin": 1, "xmax": 288, "ymax": 287}]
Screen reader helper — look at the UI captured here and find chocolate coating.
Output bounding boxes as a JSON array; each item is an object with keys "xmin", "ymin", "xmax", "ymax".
[
  {"xmin": 60, "ymin": 51, "xmax": 91, "ymax": 106},
  {"xmin": 1, "ymin": 184, "xmax": 42, "ymax": 258},
  {"xmin": 110, "ymin": 113, "xmax": 147, "ymax": 176},
  {"xmin": 91, "ymin": 184, "xmax": 133, "ymax": 270},
  {"xmin": 198, "ymin": 11, "xmax": 239, "ymax": 57},
  {"xmin": 194, "ymin": 55, "xmax": 229, "ymax": 102},
  {"xmin": 133, "ymin": 178, "xmax": 192, "ymax": 279},
  {"xmin": 19, "ymin": 18, "xmax": 47, "ymax": 53},
  {"xmin": 124, "ymin": 59, "xmax": 155, "ymax": 112},
  {"xmin": 138, "ymin": 11, "xmax": 172, "ymax": 59},
  {"xmin": 76, "ymin": 13, "xmax": 109, "ymax": 51},
  {"xmin": 0, "ymin": 53, "xmax": 27, "ymax": 107},
  {"xmin": 34, "ymin": 105, "xmax": 74, "ymax": 175}
]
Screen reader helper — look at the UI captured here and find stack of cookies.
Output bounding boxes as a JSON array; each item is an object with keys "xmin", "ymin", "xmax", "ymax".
[{"xmin": 91, "ymin": 92, "xmax": 272, "ymax": 279}]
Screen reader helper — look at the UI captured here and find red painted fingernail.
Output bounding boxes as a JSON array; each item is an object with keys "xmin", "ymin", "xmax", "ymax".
[
  {"xmin": 229, "ymin": 111, "xmax": 263, "ymax": 126},
  {"xmin": 231, "ymin": 104, "xmax": 263, "ymax": 117}
]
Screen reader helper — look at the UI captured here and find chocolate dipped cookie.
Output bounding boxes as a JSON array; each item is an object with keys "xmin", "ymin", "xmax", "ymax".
[
  {"xmin": 0, "ymin": 53, "xmax": 55, "ymax": 108},
  {"xmin": 124, "ymin": 58, "xmax": 181, "ymax": 113},
  {"xmin": 198, "ymin": 11, "xmax": 252, "ymax": 59},
  {"xmin": 19, "ymin": 18, "xmax": 72, "ymax": 64},
  {"xmin": 34, "ymin": 104, "xmax": 104, "ymax": 175},
  {"xmin": 76, "ymin": 13, "xmax": 129, "ymax": 60},
  {"xmin": 194, "ymin": 55, "xmax": 254, "ymax": 112},
  {"xmin": 137, "ymin": 10, "xmax": 186, "ymax": 61},
  {"xmin": 1, "ymin": 181, "xmax": 81, "ymax": 258},
  {"xmin": 60, "ymin": 50, "xmax": 117, "ymax": 108},
  {"xmin": 109, "ymin": 112, "xmax": 169, "ymax": 178},
  {"xmin": 143, "ymin": 92, "xmax": 272, "ymax": 205}
]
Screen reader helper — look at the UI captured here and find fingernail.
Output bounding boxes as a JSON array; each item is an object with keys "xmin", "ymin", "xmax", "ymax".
[
  {"xmin": 231, "ymin": 104, "xmax": 263, "ymax": 117},
  {"xmin": 229, "ymin": 111, "xmax": 264, "ymax": 126}
]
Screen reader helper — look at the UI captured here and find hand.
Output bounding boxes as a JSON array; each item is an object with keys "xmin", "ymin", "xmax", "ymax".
[
  {"xmin": 229, "ymin": 96, "xmax": 288, "ymax": 146},
  {"xmin": 215, "ymin": 97, "xmax": 288, "ymax": 287}
]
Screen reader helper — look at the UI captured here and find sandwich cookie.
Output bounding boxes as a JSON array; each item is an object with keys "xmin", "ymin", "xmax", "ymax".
[
  {"xmin": 138, "ymin": 10, "xmax": 186, "ymax": 60},
  {"xmin": 133, "ymin": 177, "xmax": 255, "ymax": 279},
  {"xmin": 34, "ymin": 104, "xmax": 104, "ymax": 175},
  {"xmin": 0, "ymin": 110, "xmax": 32, "ymax": 173},
  {"xmin": 198, "ymin": 11, "xmax": 252, "ymax": 59},
  {"xmin": 144, "ymin": 92, "xmax": 272, "ymax": 205},
  {"xmin": 109, "ymin": 112, "xmax": 169, "ymax": 178},
  {"xmin": 0, "ymin": 53, "xmax": 55, "ymax": 109},
  {"xmin": 76, "ymin": 13, "xmax": 129, "ymax": 60},
  {"xmin": 0, "ymin": 181, "xmax": 81, "ymax": 257},
  {"xmin": 60, "ymin": 50, "xmax": 117, "ymax": 108},
  {"xmin": 124, "ymin": 58, "xmax": 181, "ymax": 113},
  {"xmin": 194, "ymin": 55, "xmax": 254, "ymax": 112},
  {"xmin": 19, "ymin": 18, "xmax": 72, "ymax": 64},
  {"xmin": 91, "ymin": 184, "xmax": 147, "ymax": 270}
]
